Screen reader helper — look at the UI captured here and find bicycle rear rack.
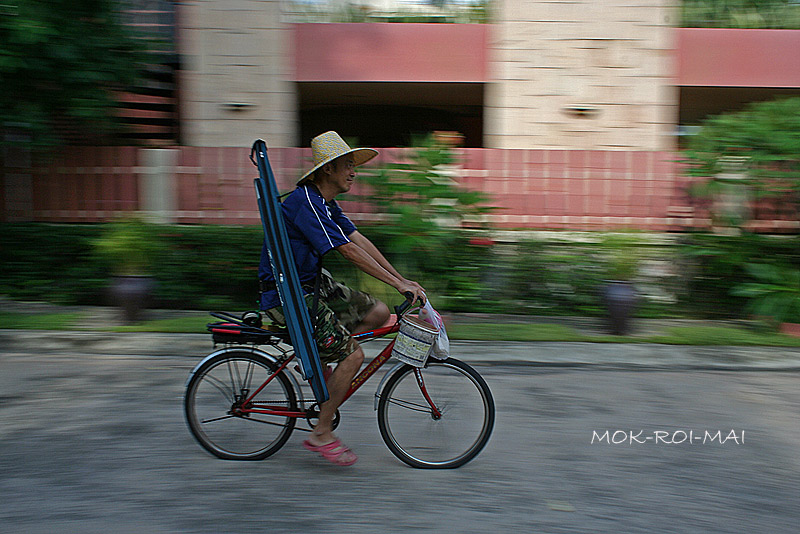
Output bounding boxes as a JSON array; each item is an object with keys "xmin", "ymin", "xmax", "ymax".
[{"xmin": 207, "ymin": 311, "xmax": 291, "ymax": 346}]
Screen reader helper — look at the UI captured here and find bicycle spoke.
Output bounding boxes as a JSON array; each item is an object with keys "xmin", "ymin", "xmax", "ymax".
[
  {"xmin": 227, "ymin": 359, "xmax": 238, "ymax": 393},
  {"xmin": 382, "ymin": 396, "xmax": 435, "ymax": 414},
  {"xmin": 185, "ymin": 353, "xmax": 297, "ymax": 460},
  {"xmin": 243, "ymin": 359, "xmax": 255, "ymax": 391},
  {"xmin": 245, "ymin": 359, "xmax": 260, "ymax": 392},
  {"xmin": 228, "ymin": 358, "xmax": 252, "ymax": 395},
  {"xmin": 202, "ymin": 373, "xmax": 235, "ymax": 403},
  {"xmin": 201, "ymin": 414, "xmax": 235, "ymax": 424},
  {"xmin": 377, "ymin": 360, "xmax": 494, "ymax": 469}
]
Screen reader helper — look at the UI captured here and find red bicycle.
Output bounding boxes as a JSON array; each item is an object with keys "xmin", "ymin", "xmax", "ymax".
[{"xmin": 184, "ymin": 299, "xmax": 495, "ymax": 469}]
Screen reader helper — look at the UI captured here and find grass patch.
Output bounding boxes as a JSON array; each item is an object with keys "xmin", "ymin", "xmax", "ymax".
[
  {"xmin": 109, "ymin": 315, "xmax": 210, "ymax": 333},
  {"xmin": 0, "ymin": 312, "xmax": 85, "ymax": 330},
  {"xmin": 447, "ymin": 322, "xmax": 800, "ymax": 346},
  {"xmin": 646, "ymin": 325, "xmax": 800, "ymax": 347},
  {"xmin": 4, "ymin": 310, "xmax": 800, "ymax": 347},
  {"xmin": 446, "ymin": 323, "xmax": 587, "ymax": 342}
]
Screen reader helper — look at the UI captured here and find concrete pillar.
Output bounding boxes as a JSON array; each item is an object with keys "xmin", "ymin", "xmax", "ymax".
[
  {"xmin": 139, "ymin": 148, "xmax": 179, "ymax": 224},
  {"xmin": 176, "ymin": 0, "xmax": 298, "ymax": 147},
  {"xmin": 485, "ymin": 0, "xmax": 679, "ymax": 151}
]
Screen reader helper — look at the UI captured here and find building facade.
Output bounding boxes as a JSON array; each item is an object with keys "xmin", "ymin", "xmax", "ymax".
[
  {"xmin": 176, "ymin": 0, "xmax": 681, "ymax": 151},
  {"xmin": 2, "ymin": 1, "xmax": 799, "ymax": 229}
]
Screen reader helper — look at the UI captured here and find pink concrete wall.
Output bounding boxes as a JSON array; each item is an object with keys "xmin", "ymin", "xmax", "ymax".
[
  {"xmin": 296, "ymin": 25, "xmax": 800, "ymax": 87},
  {"xmin": 292, "ymin": 23, "xmax": 488, "ymax": 82},
  {"xmin": 677, "ymin": 28, "xmax": 800, "ymax": 88}
]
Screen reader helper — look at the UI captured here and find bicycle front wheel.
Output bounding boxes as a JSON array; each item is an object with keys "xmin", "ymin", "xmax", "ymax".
[
  {"xmin": 377, "ymin": 358, "xmax": 494, "ymax": 469},
  {"xmin": 184, "ymin": 351, "xmax": 297, "ymax": 460}
]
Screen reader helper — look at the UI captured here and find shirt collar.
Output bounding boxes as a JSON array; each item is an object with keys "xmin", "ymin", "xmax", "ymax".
[{"xmin": 303, "ymin": 183, "xmax": 335, "ymax": 207}]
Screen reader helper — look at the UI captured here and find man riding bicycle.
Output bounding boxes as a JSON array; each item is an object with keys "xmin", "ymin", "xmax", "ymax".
[{"xmin": 258, "ymin": 131, "xmax": 426, "ymax": 466}]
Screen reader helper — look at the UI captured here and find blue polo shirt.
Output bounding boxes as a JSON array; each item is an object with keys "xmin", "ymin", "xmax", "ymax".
[{"xmin": 258, "ymin": 184, "xmax": 357, "ymax": 310}]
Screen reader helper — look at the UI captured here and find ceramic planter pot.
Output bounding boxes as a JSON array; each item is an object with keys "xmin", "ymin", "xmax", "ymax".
[
  {"xmin": 109, "ymin": 275, "xmax": 155, "ymax": 323},
  {"xmin": 601, "ymin": 280, "xmax": 637, "ymax": 335}
]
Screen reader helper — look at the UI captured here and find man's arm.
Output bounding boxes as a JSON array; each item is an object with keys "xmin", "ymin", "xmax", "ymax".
[
  {"xmin": 347, "ymin": 231, "xmax": 425, "ymax": 294},
  {"xmin": 336, "ymin": 241, "xmax": 425, "ymax": 304}
]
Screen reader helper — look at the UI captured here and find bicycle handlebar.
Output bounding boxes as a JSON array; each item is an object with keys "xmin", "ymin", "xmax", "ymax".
[{"xmin": 394, "ymin": 292, "xmax": 419, "ymax": 317}]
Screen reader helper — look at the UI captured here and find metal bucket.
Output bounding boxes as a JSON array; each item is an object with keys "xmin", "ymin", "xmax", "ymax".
[{"xmin": 391, "ymin": 315, "xmax": 439, "ymax": 367}]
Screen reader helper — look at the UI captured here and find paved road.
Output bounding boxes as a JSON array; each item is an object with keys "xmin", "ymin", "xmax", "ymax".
[{"xmin": 1, "ymin": 347, "xmax": 799, "ymax": 533}]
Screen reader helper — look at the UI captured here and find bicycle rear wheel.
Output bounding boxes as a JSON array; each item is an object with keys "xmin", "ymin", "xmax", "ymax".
[
  {"xmin": 184, "ymin": 351, "xmax": 297, "ymax": 460},
  {"xmin": 377, "ymin": 358, "xmax": 494, "ymax": 469}
]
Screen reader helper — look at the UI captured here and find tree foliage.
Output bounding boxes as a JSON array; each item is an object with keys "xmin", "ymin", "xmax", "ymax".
[
  {"xmin": 682, "ymin": 97, "xmax": 800, "ymax": 325},
  {"xmin": 683, "ymin": 97, "xmax": 800, "ymax": 224},
  {"xmin": 684, "ymin": 97, "xmax": 800, "ymax": 179},
  {"xmin": 681, "ymin": 0, "xmax": 800, "ymax": 29},
  {"xmin": 0, "ymin": 0, "xmax": 146, "ymax": 146},
  {"xmin": 353, "ymin": 133, "xmax": 494, "ymax": 260}
]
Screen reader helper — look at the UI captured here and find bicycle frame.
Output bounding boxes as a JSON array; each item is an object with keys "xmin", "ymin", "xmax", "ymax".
[{"xmin": 233, "ymin": 319, "xmax": 440, "ymax": 420}]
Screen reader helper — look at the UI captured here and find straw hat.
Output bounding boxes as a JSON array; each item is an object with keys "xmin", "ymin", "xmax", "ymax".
[{"xmin": 297, "ymin": 131, "xmax": 378, "ymax": 185}]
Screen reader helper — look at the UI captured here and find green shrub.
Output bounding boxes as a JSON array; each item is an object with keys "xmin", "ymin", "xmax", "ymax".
[
  {"xmin": 353, "ymin": 133, "xmax": 494, "ymax": 263},
  {"xmin": 681, "ymin": 0, "xmax": 800, "ymax": 29},
  {"xmin": 322, "ymin": 226, "xmax": 495, "ymax": 311},
  {"xmin": 0, "ymin": 223, "xmax": 263, "ymax": 310},
  {"xmin": 683, "ymin": 97, "xmax": 800, "ymax": 228},
  {"xmin": 480, "ymin": 239, "xmax": 605, "ymax": 315},
  {"xmin": 677, "ymin": 232, "xmax": 800, "ymax": 319},
  {"xmin": 337, "ymin": 133, "xmax": 497, "ymax": 309},
  {"xmin": 94, "ymin": 217, "xmax": 163, "ymax": 276},
  {"xmin": 732, "ymin": 263, "xmax": 800, "ymax": 325},
  {"xmin": 0, "ymin": 223, "xmax": 108, "ymax": 304},
  {"xmin": 147, "ymin": 225, "xmax": 263, "ymax": 310},
  {"xmin": 3, "ymin": 222, "xmax": 761, "ymax": 320}
]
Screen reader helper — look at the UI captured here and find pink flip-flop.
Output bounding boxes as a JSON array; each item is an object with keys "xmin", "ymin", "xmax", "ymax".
[{"xmin": 302, "ymin": 439, "xmax": 358, "ymax": 466}]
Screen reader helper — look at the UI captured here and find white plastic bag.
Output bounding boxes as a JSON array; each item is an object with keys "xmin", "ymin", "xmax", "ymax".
[{"xmin": 419, "ymin": 300, "xmax": 450, "ymax": 359}]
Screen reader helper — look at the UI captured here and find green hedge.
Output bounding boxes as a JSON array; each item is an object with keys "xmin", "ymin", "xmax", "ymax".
[
  {"xmin": 0, "ymin": 222, "xmax": 492, "ymax": 311},
  {"xmin": 4, "ymin": 223, "xmax": 799, "ymax": 319},
  {"xmin": 677, "ymin": 232, "xmax": 800, "ymax": 319},
  {"xmin": 0, "ymin": 224, "xmax": 108, "ymax": 305},
  {"xmin": 0, "ymin": 223, "xmax": 659, "ymax": 316},
  {"xmin": 0, "ymin": 223, "xmax": 263, "ymax": 310}
]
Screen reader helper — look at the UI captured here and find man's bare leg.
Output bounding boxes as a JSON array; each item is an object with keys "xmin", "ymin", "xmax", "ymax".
[
  {"xmin": 308, "ymin": 346, "xmax": 365, "ymax": 445},
  {"xmin": 352, "ymin": 301, "xmax": 390, "ymax": 335}
]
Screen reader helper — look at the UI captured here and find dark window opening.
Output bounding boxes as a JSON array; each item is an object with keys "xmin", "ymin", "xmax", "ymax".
[
  {"xmin": 679, "ymin": 86, "xmax": 800, "ymax": 125},
  {"xmin": 297, "ymin": 82, "xmax": 484, "ymax": 148}
]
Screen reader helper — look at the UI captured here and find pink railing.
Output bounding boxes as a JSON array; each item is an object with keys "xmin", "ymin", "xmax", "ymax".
[{"xmin": 2, "ymin": 144, "xmax": 783, "ymax": 232}]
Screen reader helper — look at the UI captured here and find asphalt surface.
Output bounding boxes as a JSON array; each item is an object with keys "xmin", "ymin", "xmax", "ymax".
[
  {"xmin": 1, "ymin": 347, "xmax": 798, "ymax": 533},
  {"xmin": 2, "ymin": 305, "xmax": 800, "ymax": 532},
  {"xmin": 4, "ymin": 329, "xmax": 800, "ymax": 371}
]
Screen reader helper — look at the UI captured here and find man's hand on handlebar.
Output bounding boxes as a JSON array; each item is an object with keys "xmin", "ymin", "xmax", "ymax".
[
  {"xmin": 404, "ymin": 279, "xmax": 425, "ymax": 295},
  {"xmin": 397, "ymin": 280, "xmax": 426, "ymax": 306}
]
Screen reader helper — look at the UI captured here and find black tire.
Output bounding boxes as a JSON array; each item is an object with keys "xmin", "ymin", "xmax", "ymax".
[
  {"xmin": 377, "ymin": 358, "xmax": 494, "ymax": 469},
  {"xmin": 184, "ymin": 351, "xmax": 297, "ymax": 460}
]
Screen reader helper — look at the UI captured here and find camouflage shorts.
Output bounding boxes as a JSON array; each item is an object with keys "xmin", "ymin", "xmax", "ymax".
[{"xmin": 265, "ymin": 272, "xmax": 377, "ymax": 364}]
